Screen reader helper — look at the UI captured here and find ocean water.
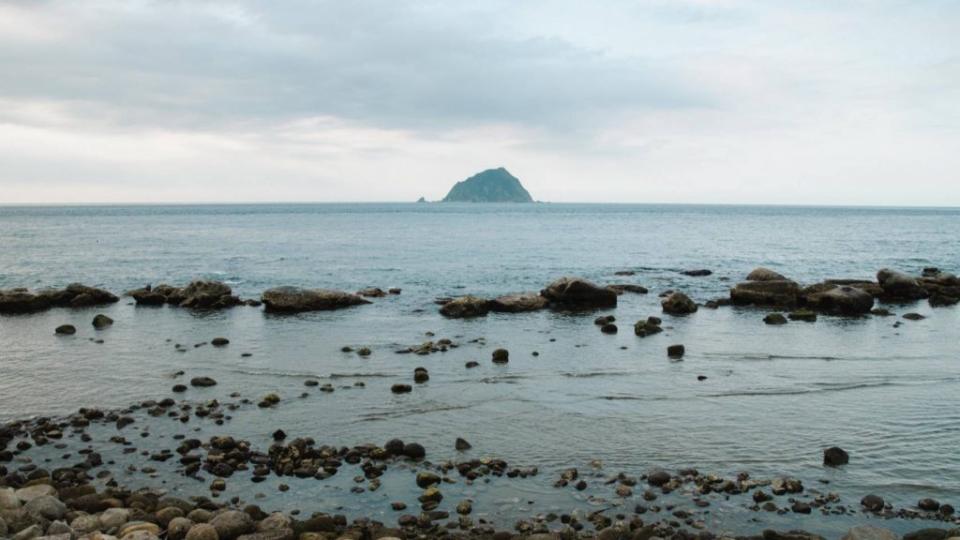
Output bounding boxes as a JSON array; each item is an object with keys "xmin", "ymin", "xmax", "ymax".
[{"xmin": 1, "ymin": 203, "xmax": 959, "ymax": 535}]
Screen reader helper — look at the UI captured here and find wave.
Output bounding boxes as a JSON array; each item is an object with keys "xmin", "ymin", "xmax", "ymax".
[{"xmin": 357, "ymin": 403, "xmax": 474, "ymax": 421}]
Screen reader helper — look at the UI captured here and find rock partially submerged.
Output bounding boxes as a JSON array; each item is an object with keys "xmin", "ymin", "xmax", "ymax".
[
  {"xmin": 439, "ymin": 296, "xmax": 491, "ymax": 318},
  {"xmin": 802, "ymin": 284, "xmax": 874, "ymax": 315},
  {"xmin": 877, "ymin": 268, "xmax": 928, "ymax": 301},
  {"xmin": 0, "ymin": 283, "xmax": 118, "ymax": 314},
  {"xmin": 127, "ymin": 281, "xmax": 243, "ymax": 309},
  {"xmin": 541, "ymin": 277, "xmax": 617, "ymax": 309},
  {"xmin": 488, "ymin": 293, "xmax": 548, "ymax": 313},
  {"xmin": 661, "ymin": 292, "xmax": 697, "ymax": 315},
  {"xmin": 261, "ymin": 287, "xmax": 371, "ymax": 313},
  {"xmin": 731, "ymin": 275, "xmax": 800, "ymax": 307}
]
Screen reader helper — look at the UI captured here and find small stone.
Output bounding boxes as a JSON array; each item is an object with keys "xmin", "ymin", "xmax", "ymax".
[
  {"xmin": 172, "ymin": 384, "xmax": 188, "ymax": 393},
  {"xmin": 92, "ymin": 314, "xmax": 114, "ymax": 329},
  {"xmin": 600, "ymin": 323, "xmax": 618, "ymax": 334},
  {"xmin": 667, "ymin": 344, "xmax": 685, "ymax": 359},
  {"xmin": 455, "ymin": 437, "xmax": 471, "ymax": 451},
  {"xmin": 403, "ymin": 442, "xmax": 426, "ymax": 459},
  {"xmin": 861, "ymin": 494, "xmax": 885, "ymax": 512},
  {"xmin": 465, "ymin": 361, "xmax": 479, "ymax": 368},
  {"xmin": 903, "ymin": 312, "xmax": 926, "ymax": 321},
  {"xmin": 841, "ymin": 526, "xmax": 898, "ymax": 540},
  {"xmin": 55, "ymin": 324, "xmax": 76, "ymax": 335},
  {"xmin": 391, "ymin": 384, "xmax": 412, "ymax": 394},
  {"xmin": 764, "ymin": 313, "xmax": 788, "ymax": 325},
  {"xmin": 492, "ymin": 348, "xmax": 509, "ymax": 364},
  {"xmin": 413, "ymin": 367, "xmax": 429, "ymax": 383},
  {"xmin": 190, "ymin": 377, "xmax": 217, "ymax": 387},
  {"xmin": 416, "ymin": 471, "xmax": 441, "ymax": 488},
  {"xmin": 918, "ymin": 498, "xmax": 940, "ymax": 511},
  {"xmin": 647, "ymin": 470, "xmax": 671, "ymax": 487},
  {"xmin": 357, "ymin": 347, "xmax": 372, "ymax": 357},
  {"xmin": 168, "ymin": 517, "xmax": 194, "ymax": 540},
  {"xmin": 210, "ymin": 510, "xmax": 253, "ymax": 540},
  {"xmin": 456, "ymin": 500, "xmax": 472, "ymax": 515},
  {"xmin": 185, "ymin": 523, "xmax": 220, "ymax": 540},
  {"xmin": 211, "ymin": 337, "xmax": 229, "ymax": 347}
]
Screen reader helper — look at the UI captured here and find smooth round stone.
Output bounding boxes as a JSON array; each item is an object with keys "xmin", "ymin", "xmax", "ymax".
[
  {"xmin": 24, "ymin": 495, "xmax": 67, "ymax": 520},
  {"xmin": 118, "ymin": 521, "xmax": 161, "ymax": 539},
  {"xmin": 167, "ymin": 517, "xmax": 194, "ymax": 540},
  {"xmin": 185, "ymin": 523, "xmax": 220, "ymax": 540},
  {"xmin": 0, "ymin": 488, "xmax": 21, "ymax": 510},
  {"xmin": 71, "ymin": 515, "xmax": 102, "ymax": 534},
  {"xmin": 209, "ymin": 510, "xmax": 253, "ymax": 540},
  {"xmin": 14, "ymin": 484, "xmax": 57, "ymax": 503},
  {"xmin": 256, "ymin": 513, "xmax": 291, "ymax": 532},
  {"xmin": 100, "ymin": 508, "xmax": 131, "ymax": 530}
]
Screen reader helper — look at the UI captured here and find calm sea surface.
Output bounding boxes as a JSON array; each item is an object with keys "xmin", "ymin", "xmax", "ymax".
[{"xmin": 1, "ymin": 203, "xmax": 959, "ymax": 535}]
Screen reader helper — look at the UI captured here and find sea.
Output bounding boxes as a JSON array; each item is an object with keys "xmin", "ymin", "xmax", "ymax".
[{"xmin": 1, "ymin": 203, "xmax": 959, "ymax": 536}]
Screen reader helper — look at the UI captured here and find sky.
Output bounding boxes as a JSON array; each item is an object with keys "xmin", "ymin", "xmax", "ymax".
[{"xmin": 0, "ymin": 0, "xmax": 957, "ymax": 205}]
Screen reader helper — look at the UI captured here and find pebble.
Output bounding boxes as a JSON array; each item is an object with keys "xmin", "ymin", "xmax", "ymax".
[
  {"xmin": 667, "ymin": 344, "xmax": 685, "ymax": 359},
  {"xmin": 390, "ymin": 384, "xmax": 412, "ymax": 394},
  {"xmin": 491, "ymin": 348, "xmax": 509, "ymax": 363},
  {"xmin": 211, "ymin": 337, "xmax": 229, "ymax": 347},
  {"xmin": 55, "ymin": 324, "xmax": 76, "ymax": 335}
]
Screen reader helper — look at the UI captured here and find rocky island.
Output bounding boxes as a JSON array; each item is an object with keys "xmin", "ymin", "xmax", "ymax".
[{"xmin": 441, "ymin": 168, "xmax": 534, "ymax": 203}]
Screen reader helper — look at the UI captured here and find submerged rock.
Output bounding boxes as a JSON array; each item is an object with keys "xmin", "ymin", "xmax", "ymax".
[
  {"xmin": 877, "ymin": 269, "xmax": 927, "ymax": 301},
  {"xmin": 606, "ymin": 284, "xmax": 649, "ymax": 295},
  {"xmin": 764, "ymin": 313, "xmax": 788, "ymax": 325},
  {"xmin": 667, "ymin": 344, "xmax": 685, "ymax": 359},
  {"xmin": 491, "ymin": 348, "xmax": 509, "ymax": 364},
  {"xmin": 541, "ymin": 277, "xmax": 617, "ymax": 309},
  {"xmin": 261, "ymin": 287, "xmax": 370, "ymax": 313},
  {"xmin": 634, "ymin": 317, "xmax": 663, "ymax": 337},
  {"xmin": 731, "ymin": 280, "xmax": 800, "ymax": 307},
  {"xmin": 55, "ymin": 324, "xmax": 77, "ymax": 335},
  {"xmin": 788, "ymin": 309, "xmax": 817, "ymax": 322},
  {"xmin": 823, "ymin": 446, "xmax": 849, "ymax": 466},
  {"xmin": 92, "ymin": 314, "xmax": 114, "ymax": 329}
]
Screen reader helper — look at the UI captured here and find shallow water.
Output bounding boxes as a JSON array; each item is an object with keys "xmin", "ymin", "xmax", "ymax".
[{"xmin": 1, "ymin": 203, "xmax": 959, "ymax": 535}]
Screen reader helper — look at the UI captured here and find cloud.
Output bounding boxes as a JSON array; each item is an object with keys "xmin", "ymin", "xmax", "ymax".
[{"xmin": 0, "ymin": 0, "xmax": 959, "ymax": 204}]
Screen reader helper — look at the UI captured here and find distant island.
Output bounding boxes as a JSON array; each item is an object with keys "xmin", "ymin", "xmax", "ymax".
[{"xmin": 441, "ymin": 167, "xmax": 534, "ymax": 203}]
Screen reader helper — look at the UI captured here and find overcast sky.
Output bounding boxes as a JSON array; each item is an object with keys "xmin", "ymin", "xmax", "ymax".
[{"xmin": 1, "ymin": 0, "xmax": 957, "ymax": 205}]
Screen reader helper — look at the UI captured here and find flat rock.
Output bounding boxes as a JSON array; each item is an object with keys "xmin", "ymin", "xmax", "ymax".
[
  {"xmin": 488, "ymin": 293, "xmax": 548, "ymax": 313},
  {"xmin": 541, "ymin": 277, "xmax": 617, "ymax": 309},
  {"xmin": 439, "ymin": 296, "xmax": 491, "ymax": 318},
  {"xmin": 261, "ymin": 287, "xmax": 370, "ymax": 313}
]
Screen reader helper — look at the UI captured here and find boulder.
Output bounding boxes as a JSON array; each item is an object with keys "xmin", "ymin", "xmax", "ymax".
[
  {"xmin": 861, "ymin": 494, "xmax": 885, "ymax": 512},
  {"xmin": 661, "ymin": 292, "xmax": 697, "ymax": 315},
  {"xmin": 823, "ymin": 446, "xmax": 849, "ymax": 466},
  {"xmin": 540, "ymin": 277, "xmax": 617, "ymax": 309},
  {"xmin": 23, "ymin": 496, "xmax": 66, "ymax": 520},
  {"xmin": 209, "ymin": 511, "xmax": 253, "ymax": 540},
  {"xmin": 92, "ymin": 314, "xmax": 114, "ymax": 329},
  {"xmin": 877, "ymin": 269, "xmax": 927, "ymax": 300},
  {"xmin": 747, "ymin": 268, "xmax": 787, "ymax": 281},
  {"xmin": 803, "ymin": 285, "xmax": 874, "ymax": 315},
  {"xmin": 488, "ymin": 293, "xmax": 549, "ymax": 313},
  {"xmin": 841, "ymin": 526, "xmax": 897, "ymax": 540},
  {"xmin": 731, "ymin": 280, "xmax": 799, "ymax": 307},
  {"xmin": 606, "ymin": 284, "xmax": 649, "ymax": 295},
  {"xmin": 764, "ymin": 313, "xmax": 788, "ymax": 325},
  {"xmin": 261, "ymin": 287, "xmax": 370, "ymax": 313},
  {"xmin": 439, "ymin": 296, "xmax": 491, "ymax": 318},
  {"xmin": 356, "ymin": 287, "xmax": 387, "ymax": 298}
]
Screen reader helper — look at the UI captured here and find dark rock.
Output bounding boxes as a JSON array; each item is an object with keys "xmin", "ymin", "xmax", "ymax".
[
  {"xmin": 607, "ymin": 284, "xmax": 649, "ymax": 295},
  {"xmin": 667, "ymin": 344, "xmax": 685, "ymax": 359},
  {"xmin": 357, "ymin": 287, "xmax": 386, "ymax": 298},
  {"xmin": 791, "ymin": 501, "xmax": 812, "ymax": 514},
  {"xmin": 902, "ymin": 529, "xmax": 949, "ymax": 540},
  {"xmin": 55, "ymin": 324, "xmax": 76, "ymax": 335},
  {"xmin": 861, "ymin": 494, "xmax": 885, "ymax": 512},
  {"xmin": 788, "ymin": 309, "xmax": 817, "ymax": 322},
  {"xmin": 877, "ymin": 269, "xmax": 927, "ymax": 300},
  {"xmin": 439, "ymin": 296, "xmax": 491, "ymax": 318},
  {"xmin": 634, "ymin": 317, "xmax": 662, "ymax": 337},
  {"xmin": 402, "ymin": 443, "xmax": 425, "ymax": 459},
  {"xmin": 903, "ymin": 312, "xmax": 926, "ymax": 321},
  {"xmin": 803, "ymin": 285, "xmax": 874, "ymax": 315},
  {"xmin": 465, "ymin": 361, "xmax": 479, "ymax": 369},
  {"xmin": 261, "ymin": 287, "xmax": 371, "ymax": 313},
  {"xmin": 731, "ymin": 280, "xmax": 800, "ymax": 307},
  {"xmin": 600, "ymin": 323, "xmax": 618, "ymax": 334},
  {"xmin": 918, "ymin": 498, "xmax": 941, "ymax": 512},
  {"xmin": 211, "ymin": 337, "xmax": 229, "ymax": 347},
  {"xmin": 190, "ymin": 377, "xmax": 217, "ymax": 388},
  {"xmin": 661, "ymin": 292, "xmax": 697, "ymax": 315},
  {"xmin": 1, "ymin": 283, "xmax": 118, "ymax": 314},
  {"xmin": 491, "ymin": 348, "xmax": 509, "ymax": 364},
  {"xmin": 764, "ymin": 313, "xmax": 788, "ymax": 325},
  {"xmin": 594, "ymin": 315, "xmax": 616, "ymax": 325},
  {"xmin": 92, "ymin": 314, "xmax": 114, "ymax": 329},
  {"xmin": 390, "ymin": 384, "xmax": 412, "ymax": 394},
  {"xmin": 413, "ymin": 368, "xmax": 429, "ymax": 383},
  {"xmin": 488, "ymin": 293, "xmax": 548, "ymax": 313},
  {"xmin": 455, "ymin": 438, "xmax": 471, "ymax": 451},
  {"xmin": 172, "ymin": 384, "xmax": 188, "ymax": 393},
  {"xmin": 647, "ymin": 470, "xmax": 671, "ymax": 487},
  {"xmin": 747, "ymin": 267, "xmax": 787, "ymax": 281},
  {"xmin": 681, "ymin": 269, "xmax": 712, "ymax": 277},
  {"xmin": 823, "ymin": 446, "xmax": 849, "ymax": 466},
  {"xmin": 541, "ymin": 277, "xmax": 617, "ymax": 309}
]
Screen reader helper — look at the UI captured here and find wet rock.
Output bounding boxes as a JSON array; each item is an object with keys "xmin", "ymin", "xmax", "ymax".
[
  {"xmin": 823, "ymin": 446, "xmax": 849, "ymax": 466},
  {"xmin": 14, "ymin": 485, "xmax": 57, "ymax": 503},
  {"xmin": 918, "ymin": 498, "xmax": 941, "ymax": 512},
  {"xmin": 402, "ymin": 442, "xmax": 425, "ymax": 459},
  {"xmin": 594, "ymin": 315, "xmax": 615, "ymax": 325},
  {"xmin": 1, "ymin": 283, "xmax": 118, "ymax": 314},
  {"xmin": 92, "ymin": 314, "xmax": 114, "ymax": 329},
  {"xmin": 607, "ymin": 284, "xmax": 649, "ymax": 295},
  {"xmin": 771, "ymin": 477, "xmax": 803, "ymax": 495},
  {"xmin": 841, "ymin": 527, "xmax": 898, "ymax": 540},
  {"xmin": 903, "ymin": 312, "xmax": 926, "ymax": 321},
  {"xmin": 488, "ymin": 293, "xmax": 549, "ymax": 313},
  {"xmin": 413, "ymin": 367, "xmax": 429, "ymax": 383},
  {"xmin": 753, "ymin": 490, "xmax": 773, "ymax": 503},
  {"xmin": 662, "ymin": 292, "xmax": 697, "ymax": 315},
  {"xmin": 260, "ymin": 287, "xmax": 370, "ymax": 313},
  {"xmin": 455, "ymin": 438, "xmax": 471, "ymax": 451},
  {"xmin": 390, "ymin": 384, "xmax": 412, "ymax": 394},
  {"xmin": 647, "ymin": 470, "xmax": 671, "ymax": 487},
  {"xmin": 190, "ymin": 377, "xmax": 217, "ymax": 388},
  {"xmin": 55, "ymin": 325, "xmax": 76, "ymax": 335},
  {"xmin": 731, "ymin": 280, "xmax": 800, "ymax": 307},
  {"xmin": 456, "ymin": 500, "xmax": 472, "ymax": 515},
  {"xmin": 439, "ymin": 296, "xmax": 491, "ymax": 318},
  {"xmin": 418, "ymin": 487, "xmax": 442, "ymax": 504},
  {"xmin": 168, "ymin": 517, "xmax": 194, "ymax": 540},
  {"xmin": 540, "ymin": 277, "xmax": 617, "ymax": 309},
  {"xmin": 667, "ymin": 344, "xmax": 685, "ymax": 359},
  {"xmin": 464, "ymin": 361, "xmax": 479, "ymax": 369},
  {"xmin": 416, "ymin": 471, "xmax": 441, "ymax": 488},
  {"xmin": 747, "ymin": 268, "xmax": 787, "ymax": 281},
  {"xmin": 600, "ymin": 323, "xmax": 618, "ymax": 334},
  {"xmin": 258, "ymin": 393, "xmax": 280, "ymax": 408},
  {"xmin": 211, "ymin": 337, "xmax": 229, "ymax": 347},
  {"xmin": 491, "ymin": 348, "xmax": 509, "ymax": 364},
  {"xmin": 764, "ymin": 313, "xmax": 788, "ymax": 325},
  {"xmin": 682, "ymin": 269, "xmax": 713, "ymax": 277},
  {"xmin": 878, "ymin": 269, "xmax": 927, "ymax": 300},
  {"xmin": 119, "ymin": 521, "xmax": 162, "ymax": 538},
  {"xmin": 803, "ymin": 285, "xmax": 874, "ymax": 315},
  {"xmin": 634, "ymin": 317, "xmax": 663, "ymax": 337},
  {"xmin": 357, "ymin": 287, "xmax": 387, "ymax": 298},
  {"xmin": 902, "ymin": 529, "xmax": 950, "ymax": 540},
  {"xmin": 356, "ymin": 347, "xmax": 371, "ymax": 357},
  {"xmin": 210, "ymin": 511, "xmax": 253, "ymax": 540},
  {"xmin": 861, "ymin": 494, "xmax": 885, "ymax": 512},
  {"xmin": 791, "ymin": 501, "xmax": 812, "ymax": 514},
  {"xmin": 788, "ymin": 309, "xmax": 817, "ymax": 322}
]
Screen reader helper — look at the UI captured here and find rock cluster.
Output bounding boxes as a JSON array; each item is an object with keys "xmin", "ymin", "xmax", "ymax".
[
  {"xmin": 0, "ymin": 284, "xmax": 118, "ymax": 314},
  {"xmin": 127, "ymin": 281, "xmax": 246, "ymax": 309},
  {"xmin": 440, "ymin": 277, "xmax": 618, "ymax": 318}
]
